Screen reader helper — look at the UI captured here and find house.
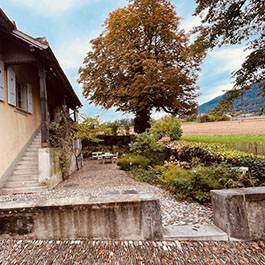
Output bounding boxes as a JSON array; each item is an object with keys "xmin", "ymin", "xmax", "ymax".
[{"xmin": 0, "ymin": 9, "xmax": 82, "ymax": 194}]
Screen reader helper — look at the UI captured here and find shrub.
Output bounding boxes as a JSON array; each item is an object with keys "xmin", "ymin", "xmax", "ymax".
[
  {"xmin": 153, "ymin": 163, "xmax": 243, "ymax": 204},
  {"xmin": 198, "ymin": 113, "xmax": 230, "ymax": 123},
  {"xmin": 117, "ymin": 154, "xmax": 150, "ymax": 171},
  {"xmin": 130, "ymin": 168, "xmax": 165, "ymax": 186},
  {"xmin": 150, "ymin": 115, "xmax": 182, "ymax": 140},
  {"xmin": 168, "ymin": 141, "xmax": 265, "ymax": 186},
  {"xmin": 129, "ymin": 132, "xmax": 165, "ymax": 164}
]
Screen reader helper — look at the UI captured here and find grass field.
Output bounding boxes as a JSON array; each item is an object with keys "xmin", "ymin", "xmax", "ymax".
[
  {"xmin": 181, "ymin": 134, "xmax": 265, "ymax": 144},
  {"xmin": 181, "ymin": 118, "xmax": 265, "ymax": 135}
]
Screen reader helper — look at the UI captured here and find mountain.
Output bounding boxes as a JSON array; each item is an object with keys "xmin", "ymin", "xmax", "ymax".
[{"xmin": 198, "ymin": 84, "xmax": 265, "ymax": 114}]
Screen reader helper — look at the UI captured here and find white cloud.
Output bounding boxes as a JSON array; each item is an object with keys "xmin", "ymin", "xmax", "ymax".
[
  {"xmin": 56, "ymin": 37, "xmax": 92, "ymax": 70},
  {"xmin": 198, "ymin": 83, "xmax": 233, "ymax": 105},
  {"xmin": 180, "ymin": 15, "xmax": 201, "ymax": 33},
  {"xmin": 55, "ymin": 30, "xmax": 101, "ymax": 70},
  {"xmin": 11, "ymin": 0, "xmax": 95, "ymax": 15},
  {"xmin": 211, "ymin": 47, "xmax": 251, "ymax": 74}
]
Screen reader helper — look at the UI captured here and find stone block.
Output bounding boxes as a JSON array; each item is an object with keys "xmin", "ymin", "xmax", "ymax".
[{"xmin": 211, "ymin": 187, "xmax": 265, "ymax": 240}]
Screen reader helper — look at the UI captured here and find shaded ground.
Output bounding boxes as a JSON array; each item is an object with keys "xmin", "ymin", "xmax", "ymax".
[
  {"xmin": 182, "ymin": 118, "xmax": 265, "ymax": 135},
  {"xmin": 0, "ymin": 160, "xmax": 265, "ymax": 264}
]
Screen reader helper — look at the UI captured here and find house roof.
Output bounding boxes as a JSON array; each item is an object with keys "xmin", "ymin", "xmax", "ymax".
[{"xmin": 0, "ymin": 8, "xmax": 82, "ymax": 108}]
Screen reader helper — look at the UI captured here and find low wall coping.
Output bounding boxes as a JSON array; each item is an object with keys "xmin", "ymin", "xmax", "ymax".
[
  {"xmin": 0, "ymin": 194, "xmax": 155, "ymax": 211},
  {"xmin": 211, "ymin": 186, "xmax": 265, "ymax": 202}
]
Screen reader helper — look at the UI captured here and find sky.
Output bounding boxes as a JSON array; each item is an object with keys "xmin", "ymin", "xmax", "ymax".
[{"xmin": 0, "ymin": 0, "xmax": 250, "ymax": 121}]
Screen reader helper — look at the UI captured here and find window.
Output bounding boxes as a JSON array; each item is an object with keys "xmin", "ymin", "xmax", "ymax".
[
  {"xmin": 16, "ymin": 79, "xmax": 27, "ymax": 111},
  {"xmin": 0, "ymin": 60, "xmax": 5, "ymax": 102},
  {"xmin": 7, "ymin": 68, "xmax": 33, "ymax": 114}
]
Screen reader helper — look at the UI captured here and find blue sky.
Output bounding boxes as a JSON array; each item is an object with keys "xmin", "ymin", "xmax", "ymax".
[{"xmin": 1, "ymin": 0, "xmax": 250, "ymax": 121}]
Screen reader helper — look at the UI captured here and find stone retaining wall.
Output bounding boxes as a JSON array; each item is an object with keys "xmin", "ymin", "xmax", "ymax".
[{"xmin": 0, "ymin": 194, "xmax": 162, "ymax": 240}]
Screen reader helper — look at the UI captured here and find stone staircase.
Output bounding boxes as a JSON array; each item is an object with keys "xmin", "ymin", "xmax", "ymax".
[{"xmin": 1, "ymin": 132, "xmax": 47, "ymax": 195}]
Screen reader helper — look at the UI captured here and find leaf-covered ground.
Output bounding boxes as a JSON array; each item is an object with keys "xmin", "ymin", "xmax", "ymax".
[{"xmin": 0, "ymin": 239, "xmax": 264, "ymax": 264}]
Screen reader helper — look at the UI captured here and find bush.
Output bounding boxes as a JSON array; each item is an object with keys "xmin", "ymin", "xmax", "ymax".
[
  {"xmin": 168, "ymin": 141, "xmax": 265, "ymax": 186},
  {"xmin": 117, "ymin": 154, "xmax": 150, "ymax": 171},
  {"xmin": 153, "ymin": 163, "xmax": 243, "ymax": 204},
  {"xmin": 150, "ymin": 115, "xmax": 182, "ymax": 140},
  {"xmin": 198, "ymin": 114, "xmax": 230, "ymax": 123},
  {"xmin": 130, "ymin": 168, "xmax": 165, "ymax": 186},
  {"xmin": 129, "ymin": 132, "xmax": 165, "ymax": 164}
]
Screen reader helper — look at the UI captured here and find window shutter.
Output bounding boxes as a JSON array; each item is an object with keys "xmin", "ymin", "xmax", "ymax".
[
  {"xmin": 27, "ymin": 83, "xmax": 33, "ymax": 114},
  {"xmin": 7, "ymin": 68, "xmax": 16, "ymax": 106},
  {"xmin": 0, "ymin": 61, "xmax": 5, "ymax": 102}
]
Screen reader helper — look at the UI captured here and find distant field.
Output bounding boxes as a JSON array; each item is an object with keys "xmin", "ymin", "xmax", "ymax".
[
  {"xmin": 181, "ymin": 119, "xmax": 265, "ymax": 135},
  {"xmin": 181, "ymin": 119, "xmax": 265, "ymax": 154},
  {"xmin": 181, "ymin": 135, "xmax": 265, "ymax": 144}
]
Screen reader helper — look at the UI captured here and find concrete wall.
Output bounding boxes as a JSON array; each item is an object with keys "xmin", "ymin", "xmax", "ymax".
[
  {"xmin": 0, "ymin": 64, "xmax": 41, "ymax": 179},
  {"xmin": 38, "ymin": 145, "xmax": 83, "ymax": 189},
  {"xmin": 38, "ymin": 148, "xmax": 62, "ymax": 189},
  {"xmin": 211, "ymin": 187, "xmax": 265, "ymax": 240},
  {"xmin": 0, "ymin": 194, "xmax": 163, "ymax": 240}
]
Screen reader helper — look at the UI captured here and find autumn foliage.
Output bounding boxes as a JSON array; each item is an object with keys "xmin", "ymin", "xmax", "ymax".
[{"xmin": 79, "ymin": 0, "xmax": 203, "ymax": 132}]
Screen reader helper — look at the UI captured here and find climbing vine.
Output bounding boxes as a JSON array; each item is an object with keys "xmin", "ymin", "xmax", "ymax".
[{"xmin": 49, "ymin": 105, "xmax": 74, "ymax": 177}]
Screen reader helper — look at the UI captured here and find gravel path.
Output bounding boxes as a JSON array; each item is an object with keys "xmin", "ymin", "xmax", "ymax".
[{"xmin": 1, "ymin": 160, "xmax": 265, "ymax": 264}]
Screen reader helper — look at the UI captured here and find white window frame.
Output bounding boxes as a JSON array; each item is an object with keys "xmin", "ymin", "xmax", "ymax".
[{"xmin": 7, "ymin": 67, "xmax": 33, "ymax": 114}]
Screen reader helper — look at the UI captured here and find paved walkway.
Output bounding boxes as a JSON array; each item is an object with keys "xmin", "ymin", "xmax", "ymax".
[{"xmin": 0, "ymin": 160, "xmax": 265, "ymax": 264}]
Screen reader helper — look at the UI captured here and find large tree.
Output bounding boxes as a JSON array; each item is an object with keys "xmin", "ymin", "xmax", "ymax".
[
  {"xmin": 78, "ymin": 0, "xmax": 203, "ymax": 132},
  {"xmin": 194, "ymin": 0, "xmax": 265, "ymax": 96}
]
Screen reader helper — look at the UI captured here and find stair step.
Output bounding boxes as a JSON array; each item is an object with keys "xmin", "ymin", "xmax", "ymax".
[
  {"xmin": 29, "ymin": 144, "xmax": 40, "ymax": 148},
  {"xmin": 1, "ymin": 186, "xmax": 47, "ymax": 195},
  {"xmin": 18, "ymin": 161, "xmax": 38, "ymax": 165},
  {"xmin": 26, "ymin": 149, "xmax": 38, "ymax": 153},
  {"xmin": 14, "ymin": 165, "xmax": 38, "ymax": 171},
  {"xmin": 4, "ymin": 181, "xmax": 40, "ymax": 188},
  {"xmin": 23, "ymin": 155, "xmax": 38, "ymax": 159},
  {"xmin": 9, "ymin": 175, "xmax": 39, "ymax": 181},
  {"xmin": 20, "ymin": 158, "xmax": 38, "ymax": 163},
  {"xmin": 13, "ymin": 169, "xmax": 39, "ymax": 175}
]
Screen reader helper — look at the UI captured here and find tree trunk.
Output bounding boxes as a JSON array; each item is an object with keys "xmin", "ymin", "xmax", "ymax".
[{"xmin": 134, "ymin": 108, "xmax": 151, "ymax": 133}]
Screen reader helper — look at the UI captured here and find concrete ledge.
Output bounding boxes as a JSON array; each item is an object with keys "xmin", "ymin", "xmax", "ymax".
[
  {"xmin": 0, "ymin": 194, "xmax": 163, "ymax": 240},
  {"xmin": 211, "ymin": 187, "xmax": 265, "ymax": 240},
  {"xmin": 163, "ymin": 224, "xmax": 228, "ymax": 241}
]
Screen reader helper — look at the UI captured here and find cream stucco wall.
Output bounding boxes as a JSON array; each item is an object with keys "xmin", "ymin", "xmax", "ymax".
[{"xmin": 0, "ymin": 64, "xmax": 41, "ymax": 179}]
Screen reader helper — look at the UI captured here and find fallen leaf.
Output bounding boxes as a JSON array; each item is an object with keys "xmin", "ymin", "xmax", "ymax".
[{"xmin": 161, "ymin": 255, "xmax": 171, "ymax": 262}]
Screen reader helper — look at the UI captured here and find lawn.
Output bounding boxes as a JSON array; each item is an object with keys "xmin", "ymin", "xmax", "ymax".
[{"xmin": 181, "ymin": 134, "xmax": 265, "ymax": 144}]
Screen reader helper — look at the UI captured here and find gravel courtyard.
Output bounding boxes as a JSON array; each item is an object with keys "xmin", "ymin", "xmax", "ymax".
[{"xmin": 0, "ymin": 160, "xmax": 265, "ymax": 264}]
